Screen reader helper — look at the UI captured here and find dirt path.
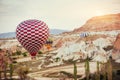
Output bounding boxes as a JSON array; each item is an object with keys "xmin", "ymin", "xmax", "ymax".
[{"xmin": 28, "ymin": 62, "xmax": 97, "ymax": 80}]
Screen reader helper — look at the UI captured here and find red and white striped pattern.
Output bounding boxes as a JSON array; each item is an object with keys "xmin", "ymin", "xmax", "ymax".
[{"xmin": 16, "ymin": 19, "xmax": 49, "ymax": 56}]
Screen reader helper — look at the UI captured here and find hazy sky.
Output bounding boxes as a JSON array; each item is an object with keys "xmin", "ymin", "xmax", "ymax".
[{"xmin": 0, "ymin": 0, "xmax": 120, "ymax": 33}]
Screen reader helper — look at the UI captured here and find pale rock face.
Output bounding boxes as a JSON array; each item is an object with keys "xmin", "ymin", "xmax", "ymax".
[
  {"xmin": 115, "ymin": 59, "xmax": 120, "ymax": 63},
  {"xmin": 0, "ymin": 40, "xmax": 18, "ymax": 49},
  {"xmin": 93, "ymin": 38, "xmax": 111, "ymax": 48},
  {"xmin": 52, "ymin": 35, "xmax": 113, "ymax": 63},
  {"xmin": 112, "ymin": 50, "xmax": 120, "ymax": 60},
  {"xmin": 92, "ymin": 54, "xmax": 107, "ymax": 63}
]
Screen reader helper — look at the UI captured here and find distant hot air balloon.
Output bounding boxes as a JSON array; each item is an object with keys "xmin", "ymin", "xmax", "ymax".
[
  {"xmin": 80, "ymin": 32, "xmax": 89, "ymax": 38},
  {"xmin": 45, "ymin": 38, "xmax": 53, "ymax": 51},
  {"xmin": 16, "ymin": 19, "xmax": 49, "ymax": 58}
]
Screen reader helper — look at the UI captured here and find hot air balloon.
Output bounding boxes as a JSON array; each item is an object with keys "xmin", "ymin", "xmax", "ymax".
[
  {"xmin": 80, "ymin": 32, "xmax": 89, "ymax": 38},
  {"xmin": 45, "ymin": 38, "xmax": 53, "ymax": 51},
  {"xmin": 16, "ymin": 19, "xmax": 49, "ymax": 58}
]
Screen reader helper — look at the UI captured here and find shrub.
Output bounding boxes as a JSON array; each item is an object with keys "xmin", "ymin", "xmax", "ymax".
[
  {"xmin": 38, "ymin": 51, "xmax": 43, "ymax": 54},
  {"xmin": 22, "ymin": 52, "xmax": 27, "ymax": 57}
]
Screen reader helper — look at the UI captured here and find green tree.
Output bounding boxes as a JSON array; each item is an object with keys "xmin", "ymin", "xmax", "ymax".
[
  {"xmin": 0, "ymin": 68, "xmax": 1, "ymax": 79},
  {"xmin": 4, "ymin": 62, "xmax": 8, "ymax": 79},
  {"xmin": 16, "ymin": 65, "xmax": 29, "ymax": 80},
  {"xmin": 101, "ymin": 62, "xmax": 107, "ymax": 80},
  {"xmin": 22, "ymin": 52, "xmax": 27, "ymax": 57},
  {"xmin": 63, "ymin": 58, "xmax": 78, "ymax": 80},
  {"xmin": 38, "ymin": 51, "xmax": 43, "ymax": 54},
  {"xmin": 85, "ymin": 57, "xmax": 90, "ymax": 80},
  {"xmin": 16, "ymin": 50, "xmax": 22, "ymax": 55},
  {"xmin": 107, "ymin": 59, "xmax": 112, "ymax": 80},
  {"xmin": 73, "ymin": 62, "xmax": 77, "ymax": 80},
  {"xmin": 95, "ymin": 61, "xmax": 100, "ymax": 80},
  {"xmin": 55, "ymin": 57, "xmax": 60, "ymax": 62},
  {"xmin": 67, "ymin": 59, "xmax": 78, "ymax": 80},
  {"xmin": 9, "ymin": 64, "xmax": 14, "ymax": 79}
]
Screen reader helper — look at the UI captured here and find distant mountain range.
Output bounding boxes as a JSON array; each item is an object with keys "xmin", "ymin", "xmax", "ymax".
[
  {"xmin": 0, "ymin": 32, "xmax": 16, "ymax": 39},
  {"xmin": 50, "ymin": 29, "xmax": 68, "ymax": 35},
  {"xmin": 0, "ymin": 29, "xmax": 68, "ymax": 39}
]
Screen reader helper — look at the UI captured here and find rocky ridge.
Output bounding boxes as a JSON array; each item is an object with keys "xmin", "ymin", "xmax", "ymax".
[{"xmin": 72, "ymin": 13, "xmax": 120, "ymax": 33}]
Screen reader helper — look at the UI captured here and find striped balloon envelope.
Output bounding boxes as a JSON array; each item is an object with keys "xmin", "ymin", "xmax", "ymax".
[{"xmin": 16, "ymin": 19, "xmax": 49, "ymax": 57}]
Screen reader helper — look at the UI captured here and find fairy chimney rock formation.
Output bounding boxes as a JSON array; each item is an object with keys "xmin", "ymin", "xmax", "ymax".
[{"xmin": 112, "ymin": 34, "xmax": 120, "ymax": 60}]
